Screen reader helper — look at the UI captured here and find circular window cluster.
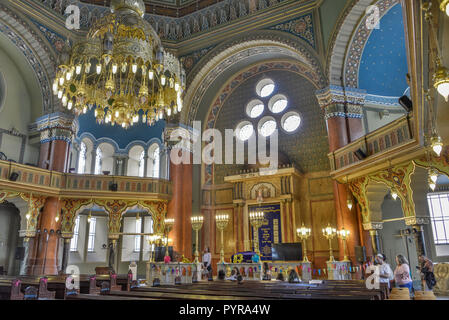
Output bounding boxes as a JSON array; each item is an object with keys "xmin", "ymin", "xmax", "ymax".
[{"xmin": 237, "ymin": 78, "xmax": 301, "ymax": 141}]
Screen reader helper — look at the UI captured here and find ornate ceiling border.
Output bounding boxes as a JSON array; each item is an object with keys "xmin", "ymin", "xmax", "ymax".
[{"xmin": 0, "ymin": 4, "xmax": 58, "ymax": 114}]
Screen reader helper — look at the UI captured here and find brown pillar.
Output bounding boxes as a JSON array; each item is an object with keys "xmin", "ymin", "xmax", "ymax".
[
  {"xmin": 167, "ymin": 149, "xmax": 183, "ymax": 256},
  {"xmin": 182, "ymin": 154, "xmax": 193, "ymax": 259},
  {"xmin": 31, "ymin": 113, "xmax": 74, "ymax": 275},
  {"xmin": 324, "ymin": 105, "xmax": 362, "ymax": 263},
  {"xmin": 32, "ymin": 197, "xmax": 61, "ymax": 275}
]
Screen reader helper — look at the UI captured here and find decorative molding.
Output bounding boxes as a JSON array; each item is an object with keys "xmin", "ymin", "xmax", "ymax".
[
  {"xmin": 404, "ymin": 216, "xmax": 430, "ymax": 226},
  {"xmin": 362, "ymin": 222, "xmax": 383, "ymax": 231}
]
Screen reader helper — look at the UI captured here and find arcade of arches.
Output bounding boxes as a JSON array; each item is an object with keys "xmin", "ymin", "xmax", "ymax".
[{"xmin": 1, "ymin": 0, "xmax": 449, "ymax": 300}]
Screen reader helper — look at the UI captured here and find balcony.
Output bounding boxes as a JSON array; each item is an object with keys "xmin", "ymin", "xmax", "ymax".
[
  {"xmin": 0, "ymin": 160, "xmax": 172, "ymax": 200},
  {"xmin": 328, "ymin": 115, "xmax": 424, "ymax": 179}
]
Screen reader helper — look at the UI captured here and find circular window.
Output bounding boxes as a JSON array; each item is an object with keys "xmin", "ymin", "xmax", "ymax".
[
  {"xmin": 268, "ymin": 94, "xmax": 288, "ymax": 114},
  {"xmin": 258, "ymin": 116, "xmax": 277, "ymax": 137},
  {"xmin": 256, "ymin": 79, "xmax": 275, "ymax": 98},
  {"xmin": 281, "ymin": 112, "xmax": 301, "ymax": 133},
  {"xmin": 236, "ymin": 121, "xmax": 254, "ymax": 141},
  {"xmin": 246, "ymin": 99, "xmax": 264, "ymax": 118}
]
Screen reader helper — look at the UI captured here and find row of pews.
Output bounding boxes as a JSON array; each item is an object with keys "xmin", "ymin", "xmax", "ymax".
[
  {"xmin": 0, "ymin": 272, "xmax": 133, "ymax": 300},
  {"xmin": 0, "ymin": 273, "xmax": 389, "ymax": 300}
]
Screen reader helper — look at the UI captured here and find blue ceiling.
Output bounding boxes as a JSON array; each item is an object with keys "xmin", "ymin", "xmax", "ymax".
[
  {"xmin": 77, "ymin": 108, "xmax": 165, "ymax": 149},
  {"xmin": 358, "ymin": 4, "xmax": 408, "ymax": 97}
]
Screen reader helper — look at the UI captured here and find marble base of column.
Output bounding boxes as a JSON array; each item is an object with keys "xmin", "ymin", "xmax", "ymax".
[
  {"xmin": 61, "ymin": 238, "xmax": 71, "ymax": 274},
  {"xmin": 413, "ymin": 225, "xmax": 427, "ymax": 257}
]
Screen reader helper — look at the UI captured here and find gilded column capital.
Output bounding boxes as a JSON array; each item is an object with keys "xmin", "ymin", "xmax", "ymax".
[
  {"xmin": 405, "ymin": 216, "xmax": 430, "ymax": 226},
  {"xmin": 315, "ymin": 85, "xmax": 366, "ymax": 120},
  {"xmin": 34, "ymin": 112, "xmax": 77, "ymax": 144},
  {"xmin": 363, "ymin": 222, "xmax": 383, "ymax": 231}
]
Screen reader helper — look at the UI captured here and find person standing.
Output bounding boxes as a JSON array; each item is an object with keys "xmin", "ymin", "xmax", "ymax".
[
  {"xmin": 374, "ymin": 254, "xmax": 394, "ymax": 289},
  {"xmin": 393, "ymin": 254, "xmax": 413, "ymax": 293},
  {"xmin": 202, "ymin": 247, "xmax": 212, "ymax": 279},
  {"xmin": 418, "ymin": 254, "xmax": 436, "ymax": 291}
]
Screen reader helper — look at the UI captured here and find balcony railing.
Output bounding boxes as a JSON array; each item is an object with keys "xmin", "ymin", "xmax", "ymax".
[
  {"xmin": 328, "ymin": 115, "xmax": 415, "ymax": 173},
  {"xmin": 0, "ymin": 160, "xmax": 172, "ymax": 200}
]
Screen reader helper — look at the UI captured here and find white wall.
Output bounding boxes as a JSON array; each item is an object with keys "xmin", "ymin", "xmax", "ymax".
[{"xmin": 0, "ymin": 40, "xmax": 40, "ymax": 165}]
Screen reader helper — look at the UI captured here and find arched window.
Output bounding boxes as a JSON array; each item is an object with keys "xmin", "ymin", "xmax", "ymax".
[
  {"xmin": 152, "ymin": 146, "xmax": 160, "ymax": 178},
  {"xmin": 95, "ymin": 147, "xmax": 102, "ymax": 175},
  {"xmin": 78, "ymin": 142, "xmax": 87, "ymax": 174},
  {"xmin": 138, "ymin": 150, "xmax": 145, "ymax": 178}
]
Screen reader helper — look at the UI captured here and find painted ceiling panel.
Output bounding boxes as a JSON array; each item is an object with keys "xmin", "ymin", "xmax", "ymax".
[{"xmin": 358, "ymin": 3, "xmax": 408, "ymax": 97}]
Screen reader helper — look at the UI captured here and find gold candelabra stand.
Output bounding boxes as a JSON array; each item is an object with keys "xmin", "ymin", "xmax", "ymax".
[
  {"xmin": 191, "ymin": 215, "xmax": 204, "ymax": 263},
  {"xmin": 249, "ymin": 211, "xmax": 265, "ymax": 256},
  {"xmin": 146, "ymin": 234, "xmax": 161, "ymax": 263},
  {"xmin": 322, "ymin": 223, "xmax": 337, "ymax": 262},
  {"xmin": 337, "ymin": 228, "xmax": 351, "ymax": 262},
  {"xmin": 296, "ymin": 223, "xmax": 311, "ymax": 263},
  {"xmin": 215, "ymin": 214, "xmax": 230, "ymax": 263},
  {"xmin": 164, "ymin": 218, "xmax": 175, "ymax": 258}
]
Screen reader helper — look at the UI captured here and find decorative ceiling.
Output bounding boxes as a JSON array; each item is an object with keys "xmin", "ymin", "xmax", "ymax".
[
  {"xmin": 358, "ymin": 3, "xmax": 408, "ymax": 97},
  {"xmin": 81, "ymin": 0, "xmax": 226, "ymax": 17}
]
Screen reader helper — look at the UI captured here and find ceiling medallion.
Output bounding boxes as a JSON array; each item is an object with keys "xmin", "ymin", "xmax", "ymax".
[{"xmin": 53, "ymin": 0, "xmax": 186, "ymax": 129}]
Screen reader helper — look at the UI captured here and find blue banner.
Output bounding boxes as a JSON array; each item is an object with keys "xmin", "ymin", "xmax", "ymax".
[{"xmin": 249, "ymin": 203, "xmax": 282, "ymax": 261}]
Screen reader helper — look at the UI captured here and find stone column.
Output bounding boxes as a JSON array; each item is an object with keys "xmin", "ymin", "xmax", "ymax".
[
  {"xmin": 406, "ymin": 217, "xmax": 430, "ymax": 258},
  {"xmin": 60, "ymin": 238, "xmax": 71, "ymax": 274},
  {"xmin": 316, "ymin": 87, "xmax": 367, "ymax": 263},
  {"xmin": 90, "ymin": 148, "xmax": 97, "ymax": 174},
  {"xmin": 143, "ymin": 151, "xmax": 149, "ymax": 177},
  {"xmin": 123, "ymin": 156, "xmax": 129, "ymax": 176},
  {"xmin": 363, "ymin": 222, "xmax": 383, "ymax": 257}
]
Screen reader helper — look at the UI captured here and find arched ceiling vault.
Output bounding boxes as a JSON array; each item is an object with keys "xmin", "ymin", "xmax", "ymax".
[
  {"xmin": 181, "ymin": 30, "xmax": 326, "ymax": 126},
  {"xmin": 0, "ymin": 3, "xmax": 60, "ymax": 115}
]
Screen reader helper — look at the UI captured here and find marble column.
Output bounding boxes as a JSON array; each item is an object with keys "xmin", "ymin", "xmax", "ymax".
[
  {"xmin": 90, "ymin": 148, "xmax": 97, "ymax": 174},
  {"xmin": 60, "ymin": 238, "xmax": 71, "ymax": 274}
]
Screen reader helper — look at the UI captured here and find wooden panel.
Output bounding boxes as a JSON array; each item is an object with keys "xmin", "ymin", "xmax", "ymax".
[
  {"xmin": 310, "ymin": 199, "xmax": 338, "ymax": 253},
  {"xmin": 308, "ymin": 177, "xmax": 333, "ymax": 196},
  {"xmin": 215, "ymin": 189, "xmax": 233, "ymax": 205}
]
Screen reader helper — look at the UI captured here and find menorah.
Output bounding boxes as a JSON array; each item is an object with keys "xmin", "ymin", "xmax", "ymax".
[
  {"xmin": 337, "ymin": 228, "xmax": 351, "ymax": 262},
  {"xmin": 215, "ymin": 214, "xmax": 230, "ymax": 263},
  {"xmin": 164, "ymin": 218, "xmax": 175, "ymax": 258},
  {"xmin": 249, "ymin": 211, "xmax": 265, "ymax": 256},
  {"xmin": 191, "ymin": 215, "xmax": 204, "ymax": 263},
  {"xmin": 296, "ymin": 223, "xmax": 311, "ymax": 263},
  {"xmin": 322, "ymin": 223, "xmax": 337, "ymax": 262}
]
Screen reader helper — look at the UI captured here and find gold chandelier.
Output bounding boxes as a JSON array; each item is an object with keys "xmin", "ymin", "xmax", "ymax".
[{"xmin": 53, "ymin": 0, "xmax": 185, "ymax": 128}]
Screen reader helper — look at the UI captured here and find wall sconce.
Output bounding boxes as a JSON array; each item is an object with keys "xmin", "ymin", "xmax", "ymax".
[{"xmin": 347, "ymin": 199, "xmax": 353, "ymax": 211}]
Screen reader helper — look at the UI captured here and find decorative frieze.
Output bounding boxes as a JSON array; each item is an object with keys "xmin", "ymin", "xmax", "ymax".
[{"xmin": 35, "ymin": 112, "xmax": 77, "ymax": 144}]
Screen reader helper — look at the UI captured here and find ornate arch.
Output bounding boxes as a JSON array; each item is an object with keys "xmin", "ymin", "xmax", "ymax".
[
  {"xmin": 181, "ymin": 30, "xmax": 326, "ymax": 126},
  {"xmin": 327, "ymin": 0, "xmax": 399, "ymax": 87},
  {"xmin": 0, "ymin": 4, "xmax": 59, "ymax": 113}
]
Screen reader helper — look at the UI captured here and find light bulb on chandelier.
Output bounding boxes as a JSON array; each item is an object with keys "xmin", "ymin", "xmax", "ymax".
[
  {"xmin": 391, "ymin": 189, "xmax": 398, "ymax": 200},
  {"xmin": 431, "ymin": 134, "xmax": 444, "ymax": 157}
]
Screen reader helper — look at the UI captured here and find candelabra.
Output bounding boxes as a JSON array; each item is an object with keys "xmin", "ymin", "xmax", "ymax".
[
  {"xmin": 337, "ymin": 228, "xmax": 351, "ymax": 262},
  {"xmin": 146, "ymin": 234, "xmax": 161, "ymax": 263},
  {"xmin": 322, "ymin": 223, "xmax": 337, "ymax": 262},
  {"xmin": 249, "ymin": 211, "xmax": 265, "ymax": 256},
  {"xmin": 164, "ymin": 218, "xmax": 175, "ymax": 258},
  {"xmin": 215, "ymin": 214, "xmax": 230, "ymax": 263},
  {"xmin": 296, "ymin": 223, "xmax": 311, "ymax": 263},
  {"xmin": 191, "ymin": 216, "xmax": 204, "ymax": 263}
]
